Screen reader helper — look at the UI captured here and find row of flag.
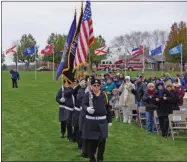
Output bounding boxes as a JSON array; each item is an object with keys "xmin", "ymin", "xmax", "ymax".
[{"xmin": 5, "ymin": 44, "xmax": 55, "ymax": 56}]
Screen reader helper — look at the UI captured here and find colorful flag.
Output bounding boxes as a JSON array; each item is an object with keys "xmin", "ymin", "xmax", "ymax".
[
  {"xmin": 73, "ymin": 0, "xmax": 94, "ymax": 70},
  {"xmin": 95, "ymin": 45, "xmax": 108, "ymax": 56},
  {"xmin": 24, "ymin": 46, "xmax": 36, "ymax": 56},
  {"xmin": 5, "ymin": 45, "xmax": 17, "ymax": 55},
  {"xmin": 169, "ymin": 44, "xmax": 182, "ymax": 55},
  {"xmin": 62, "ymin": 4, "xmax": 83, "ymax": 83},
  {"xmin": 56, "ymin": 10, "xmax": 77, "ymax": 80},
  {"xmin": 151, "ymin": 45, "xmax": 162, "ymax": 56},
  {"xmin": 41, "ymin": 44, "xmax": 54, "ymax": 55},
  {"xmin": 60, "ymin": 49, "xmax": 64, "ymax": 54},
  {"xmin": 131, "ymin": 46, "xmax": 144, "ymax": 56}
]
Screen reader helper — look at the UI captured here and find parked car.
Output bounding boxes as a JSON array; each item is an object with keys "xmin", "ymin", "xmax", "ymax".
[{"xmin": 36, "ymin": 66, "xmax": 52, "ymax": 71}]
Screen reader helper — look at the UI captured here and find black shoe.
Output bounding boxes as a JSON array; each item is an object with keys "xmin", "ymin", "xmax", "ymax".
[
  {"xmin": 60, "ymin": 133, "xmax": 65, "ymax": 138},
  {"xmin": 81, "ymin": 152, "xmax": 88, "ymax": 158},
  {"xmin": 97, "ymin": 160, "xmax": 103, "ymax": 162},
  {"xmin": 68, "ymin": 138, "xmax": 73, "ymax": 142}
]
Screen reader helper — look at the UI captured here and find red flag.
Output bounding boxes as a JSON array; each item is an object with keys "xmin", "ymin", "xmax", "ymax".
[
  {"xmin": 95, "ymin": 46, "xmax": 108, "ymax": 56},
  {"xmin": 5, "ymin": 45, "xmax": 17, "ymax": 55},
  {"xmin": 41, "ymin": 44, "xmax": 54, "ymax": 55}
]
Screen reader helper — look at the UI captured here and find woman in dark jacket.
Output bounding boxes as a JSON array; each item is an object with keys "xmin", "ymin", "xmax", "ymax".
[
  {"xmin": 156, "ymin": 83, "xmax": 177, "ymax": 137},
  {"xmin": 142, "ymin": 83, "xmax": 157, "ymax": 132}
]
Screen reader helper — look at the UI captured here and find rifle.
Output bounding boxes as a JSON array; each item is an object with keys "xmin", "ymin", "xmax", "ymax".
[{"xmin": 87, "ymin": 77, "xmax": 93, "ymax": 107}]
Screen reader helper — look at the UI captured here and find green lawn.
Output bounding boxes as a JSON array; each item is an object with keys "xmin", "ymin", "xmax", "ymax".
[{"xmin": 2, "ymin": 71, "xmax": 187, "ymax": 161}]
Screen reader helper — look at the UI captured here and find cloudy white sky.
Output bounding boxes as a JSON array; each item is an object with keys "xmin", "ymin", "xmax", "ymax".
[{"xmin": 2, "ymin": 1, "xmax": 187, "ymax": 65}]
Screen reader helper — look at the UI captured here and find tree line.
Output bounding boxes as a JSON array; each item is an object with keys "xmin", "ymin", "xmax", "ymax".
[{"xmin": 1, "ymin": 21, "xmax": 187, "ymax": 69}]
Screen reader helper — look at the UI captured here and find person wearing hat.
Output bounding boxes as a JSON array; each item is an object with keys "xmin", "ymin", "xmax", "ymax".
[
  {"xmin": 56, "ymin": 80, "xmax": 74, "ymax": 142},
  {"xmin": 142, "ymin": 83, "xmax": 157, "ymax": 132},
  {"xmin": 82, "ymin": 79, "xmax": 112, "ymax": 162}
]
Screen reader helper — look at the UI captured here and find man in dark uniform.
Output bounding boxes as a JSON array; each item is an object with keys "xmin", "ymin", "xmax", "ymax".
[
  {"xmin": 10, "ymin": 69, "xmax": 20, "ymax": 88},
  {"xmin": 82, "ymin": 79, "xmax": 112, "ymax": 162},
  {"xmin": 56, "ymin": 80, "xmax": 74, "ymax": 142}
]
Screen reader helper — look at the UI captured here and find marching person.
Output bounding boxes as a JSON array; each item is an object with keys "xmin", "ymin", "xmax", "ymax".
[
  {"xmin": 9, "ymin": 69, "xmax": 20, "ymax": 88},
  {"xmin": 82, "ymin": 79, "xmax": 112, "ymax": 162},
  {"xmin": 56, "ymin": 80, "xmax": 74, "ymax": 142}
]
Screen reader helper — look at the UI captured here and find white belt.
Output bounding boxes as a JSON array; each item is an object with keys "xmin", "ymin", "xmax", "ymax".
[
  {"xmin": 74, "ymin": 107, "xmax": 81, "ymax": 111},
  {"xmin": 59, "ymin": 105, "xmax": 74, "ymax": 111},
  {"xmin": 86, "ymin": 115, "xmax": 106, "ymax": 120},
  {"xmin": 80, "ymin": 107, "xmax": 82, "ymax": 110}
]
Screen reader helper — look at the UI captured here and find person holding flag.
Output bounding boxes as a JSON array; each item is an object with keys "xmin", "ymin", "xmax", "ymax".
[{"xmin": 9, "ymin": 69, "xmax": 20, "ymax": 88}]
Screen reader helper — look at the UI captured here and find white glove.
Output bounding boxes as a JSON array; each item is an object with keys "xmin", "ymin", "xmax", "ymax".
[
  {"xmin": 85, "ymin": 87, "xmax": 90, "ymax": 93},
  {"xmin": 60, "ymin": 98, "xmax": 65, "ymax": 103},
  {"xmin": 87, "ymin": 107, "xmax": 95, "ymax": 114},
  {"xmin": 108, "ymin": 123, "xmax": 112, "ymax": 127}
]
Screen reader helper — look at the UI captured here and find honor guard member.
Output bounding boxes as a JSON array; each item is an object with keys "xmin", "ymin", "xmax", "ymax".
[
  {"xmin": 82, "ymin": 79, "xmax": 112, "ymax": 162},
  {"xmin": 56, "ymin": 80, "xmax": 74, "ymax": 142},
  {"xmin": 71, "ymin": 79, "xmax": 81, "ymax": 147},
  {"xmin": 78, "ymin": 79, "xmax": 88, "ymax": 157}
]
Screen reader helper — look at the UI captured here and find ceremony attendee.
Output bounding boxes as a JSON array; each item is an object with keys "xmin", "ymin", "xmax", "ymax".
[
  {"xmin": 110, "ymin": 89, "xmax": 120, "ymax": 121},
  {"xmin": 82, "ymin": 79, "xmax": 112, "ymax": 162},
  {"xmin": 142, "ymin": 83, "xmax": 157, "ymax": 132},
  {"xmin": 113, "ymin": 75, "xmax": 121, "ymax": 88},
  {"xmin": 118, "ymin": 76, "xmax": 135, "ymax": 124},
  {"xmin": 9, "ymin": 69, "xmax": 20, "ymax": 88},
  {"xmin": 56, "ymin": 80, "xmax": 74, "ymax": 142}
]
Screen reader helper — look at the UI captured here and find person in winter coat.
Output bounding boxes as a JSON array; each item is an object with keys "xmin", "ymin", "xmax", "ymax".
[
  {"xmin": 119, "ymin": 73, "xmax": 125, "ymax": 83},
  {"xmin": 176, "ymin": 74, "xmax": 186, "ymax": 89},
  {"xmin": 82, "ymin": 79, "xmax": 112, "ymax": 162},
  {"xmin": 102, "ymin": 77, "xmax": 116, "ymax": 101},
  {"xmin": 134, "ymin": 75, "xmax": 146, "ymax": 107},
  {"xmin": 156, "ymin": 82, "xmax": 177, "ymax": 137},
  {"xmin": 184, "ymin": 69, "xmax": 187, "ymax": 88},
  {"xmin": 9, "ymin": 69, "xmax": 20, "ymax": 88},
  {"xmin": 173, "ymin": 78, "xmax": 185, "ymax": 106},
  {"xmin": 147, "ymin": 73, "xmax": 157, "ymax": 85},
  {"xmin": 118, "ymin": 76, "xmax": 135, "ymax": 124},
  {"xmin": 56, "ymin": 80, "xmax": 74, "ymax": 142},
  {"xmin": 110, "ymin": 89, "xmax": 120, "ymax": 120},
  {"xmin": 113, "ymin": 75, "xmax": 121, "ymax": 89},
  {"xmin": 142, "ymin": 83, "xmax": 157, "ymax": 132}
]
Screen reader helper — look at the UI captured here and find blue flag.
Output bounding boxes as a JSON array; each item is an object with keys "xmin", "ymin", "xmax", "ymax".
[
  {"xmin": 56, "ymin": 11, "xmax": 77, "ymax": 80},
  {"xmin": 169, "ymin": 44, "xmax": 182, "ymax": 55},
  {"xmin": 24, "ymin": 46, "xmax": 36, "ymax": 56},
  {"xmin": 151, "ymin": 45, "xmax": 162, "ymax": 56}
]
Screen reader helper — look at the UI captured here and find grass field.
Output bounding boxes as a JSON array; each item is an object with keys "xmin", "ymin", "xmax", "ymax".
[{"xmin": 2, "ymin": 71, "xmax": 187, "ymax": 161}]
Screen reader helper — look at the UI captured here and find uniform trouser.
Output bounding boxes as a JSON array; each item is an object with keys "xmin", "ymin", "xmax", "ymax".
[
  {"xmin": 12, "ymin": 79, "xmax": 18, "ymax": 88},
  {"xmin": 159, "ymin": 116, "xmax": 169, "ymax": 137},
  {"xmin": 74, "ymin": 126, "xmax": 82, "ymax": 148},
  {"xmin": 67, "ymin": 122, "xmax": 73, "ymax": 139},
  {"xmin": 87, "ymin": 139, "xmax": 106, "ymax": 162},
  {"xmin": 82, "ymin": 138, "xmax": 88, "ymax": 155},
  {"xmin": 61, "ymin": 121, "xmax": 66, "ymax": 135}
]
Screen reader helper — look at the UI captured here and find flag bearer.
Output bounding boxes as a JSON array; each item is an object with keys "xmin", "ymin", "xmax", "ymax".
[
  {"xmin": 56, "ymin": 79, "xmax": 74, "ymax": 142},
  {"xmin": 82, "ymin": 79, "xmax": 112, "ymax": 162}
]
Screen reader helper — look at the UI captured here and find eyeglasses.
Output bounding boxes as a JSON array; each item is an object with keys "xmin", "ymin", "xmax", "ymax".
[{"xmin": 93, "ymin": 84, "xmax": 100, "ymax": 87}]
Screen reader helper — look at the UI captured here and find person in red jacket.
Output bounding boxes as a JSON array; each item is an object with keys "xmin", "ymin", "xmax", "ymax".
[{"xmin": 173, "ymin": 78, "xmax": 185, "ymax": 106}]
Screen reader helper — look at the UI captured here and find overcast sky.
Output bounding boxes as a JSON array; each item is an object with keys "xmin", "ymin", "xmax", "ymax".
[{"xmin": 2, "ymin": 1, "xmax": 187, "ymax": 65}]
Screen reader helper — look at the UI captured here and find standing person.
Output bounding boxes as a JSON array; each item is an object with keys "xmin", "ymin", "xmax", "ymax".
[
  {"xmin": 113, "ymin": 75, "xmax": 121, "ymax": 88},
  {"xmin": 173, "ymin": 78, "xmax": 185, "ymax": 106},
  {"xmin": 147, "ymin": 73, "xmax": 157, "ymax": 85},
  {"xmin": 110, "ymin": 89, "xmax": 120, "ymax": 121},
  {"xmin": 82, "ymin": 79, "xmax": 112, "ymax": 162},
  {"xmin": 118, "ymin": 76, "xmax": 135, "ymax": 124},
  {"xmin": 119, "ymin": 73, "xmax": 125, "ymax": 83},
  {"xmin": 56, "ymin": 80, "xmax": 74, "ymax": 142},
  {"xmin": 184, "ymin": 69, "xmax": 187, "ymax": 90},
  {"xmin": 9, "ymin": 69, "xmax": 20, "ymax": 88},
  {"xmin": 156, "ymin": 83, "xmax": 177, "ymax": 137},
  {"xmin": 142, "ymin": 83, "xmax": 157, "ymax": 132}
]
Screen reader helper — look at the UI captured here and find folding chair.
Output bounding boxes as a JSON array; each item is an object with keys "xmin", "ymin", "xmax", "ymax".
[
  {"xmin": 168, "ymin": 114, "xmax": 187, "ymax": 141},
  {"xmin": 128, "ymin": 104, "xmax": 139, "ymax": 123},
  {"xmin": 138, "ymin": 106, "xmax": 146, "ymax": 128},
  {"xmin": 153, "ymin": 110, "xmax": 160, "ymax": 135},
  {"xmin": 179, "ymin": 103, "xmax": 187, "ymax": 111}
]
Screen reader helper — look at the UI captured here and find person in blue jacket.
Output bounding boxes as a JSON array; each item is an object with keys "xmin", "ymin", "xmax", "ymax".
[
  {"xmin": 10, "ymin": 69, "xmax": 20, "ymax": 88},
  {"xmin": 113, "ymin": 75, "xmax": 121, "ymax": 89}
]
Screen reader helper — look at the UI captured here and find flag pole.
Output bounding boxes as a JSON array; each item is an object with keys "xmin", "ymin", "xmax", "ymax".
[
  {"xmin": 53, "ymin": 45, "xmax": 55, "ymax": 80},
  {"xmin": 16, "ymin": 48, "xmax": 18, "ymax": 71},
  {"xmin": 162, "ymin": 52, "xmax": 164, "ymax": 76},
  {"xmin": 181, "ymin": 43, "xmax": 183, "ymax": 75},
  {"xmin": 35, "ymin": 45, "xmax": 36, "ymax": 80},
  {"xmin": 142, "ymin": 46, "xmax": 145, "ymax": 73},
  {"xmin": 124, "ymin": 52, "xmax": 127, "ymax": 76}
]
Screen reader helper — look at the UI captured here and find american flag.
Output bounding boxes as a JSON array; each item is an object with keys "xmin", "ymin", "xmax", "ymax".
[{"xmin": 73, "ymin": 0, "xmax": 94, "ymax": 70}]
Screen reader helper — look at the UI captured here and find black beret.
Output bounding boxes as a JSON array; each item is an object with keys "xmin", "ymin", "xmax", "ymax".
[{"xmin": 91, "ymin": 79, "xmax": 101, "ymax": 85}]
